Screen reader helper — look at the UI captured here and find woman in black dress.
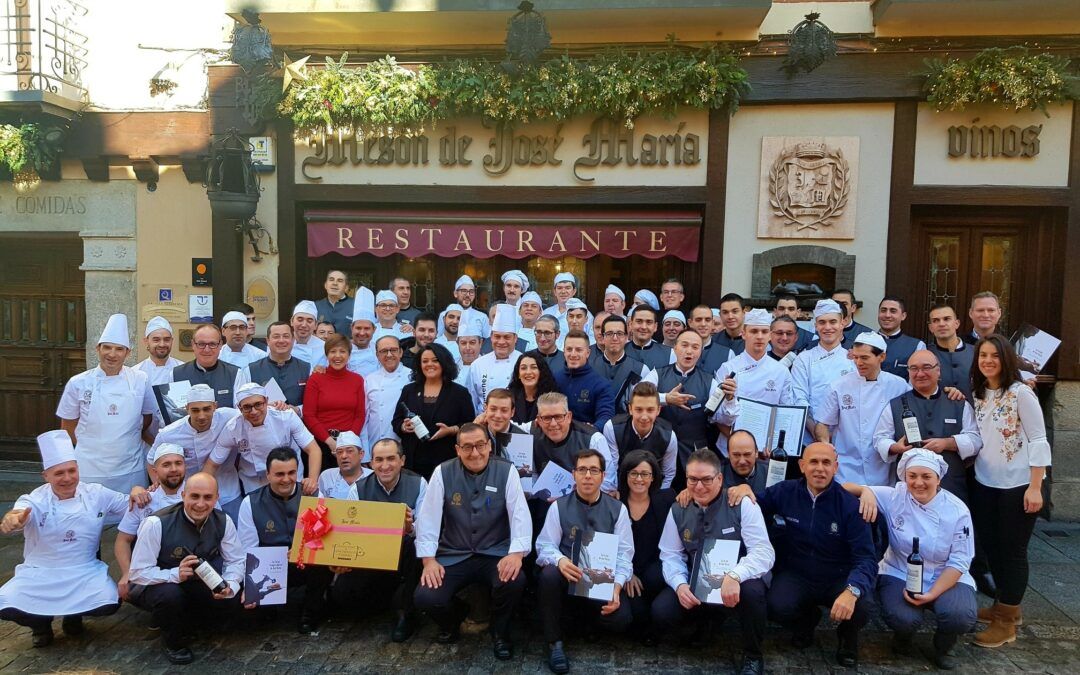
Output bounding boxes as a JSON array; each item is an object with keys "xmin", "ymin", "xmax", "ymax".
[
  {"xmin": 392, "ymin": 343, "xmax": 475, "ymax": 479},
  {"xmin": 618, "ymin": 449, "xmax": 675, "ymax": 642},
  {"xmin": 507, "ymin": 352, "xmax": 558, "ymax": 425}
]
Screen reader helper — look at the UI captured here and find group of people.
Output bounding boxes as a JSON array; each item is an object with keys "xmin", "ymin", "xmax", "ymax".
[{"xmin": 0, "ymin": 269, "xmax": 1052, "ymax": 674}]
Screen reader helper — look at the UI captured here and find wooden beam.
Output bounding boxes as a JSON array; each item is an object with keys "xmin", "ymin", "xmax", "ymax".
[
  {"xmin": 65, "ymin": 111, "xmax": 208, "ymax": 159},
  {"xmin": 180, "ymin": 156, "xmax": 208, "ymax": 184},
  {"xmin": 741, "ymin": 53, "xmax": 926, "ymax": 103},
  {"xmin": 293, "ymin": 183, "xmax": 709, "ymax": 204},
  {"xmin": 886, "ymin": 101, "xmax": 917, "ymax": 330},
  {"xmin": 277, "ymin": 119, "xmax": 299, "ymax": 319},
  {"xmin": 1058, "ymin": 101, "xmax": 1080, "ymax": 379},
  {"xmin": 80, "ymin": 157, "xmax": 110, "ymax": 182},
  {"xmin": 910, "ymin": 185, "xmax": 1072, "ymax": 207},
  {"xmin": 700, "ymin": 108, "xmax": 728, "ymax": 306},
  {"xmin": 130, "ymin": 157, "xmax": 160, "ymax": 185}
]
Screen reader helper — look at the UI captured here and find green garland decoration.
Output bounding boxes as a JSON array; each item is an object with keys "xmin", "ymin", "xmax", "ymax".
[
  {"xmin": 275, "ymin": 45, "xmax": 749, "ymax": 135},
  {"xmin": 923, "ymin": 47, "xmax": 1079, "ymax": 115},
  {"xmin": 0, "ymin": 123, "xmax": 61, "ymax": 174}
]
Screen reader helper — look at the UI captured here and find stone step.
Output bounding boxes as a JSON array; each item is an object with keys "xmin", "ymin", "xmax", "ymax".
[{"xmin": 1052, "ymin": 478, "xmax": 1080, "ymax": 522}]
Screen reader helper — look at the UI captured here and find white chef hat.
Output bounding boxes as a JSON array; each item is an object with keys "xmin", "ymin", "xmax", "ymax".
[
  {"xmin": 234, "ymin": 382, "xmax": 267, "ymax": 405},
  {"xmin": 221, "ymin": 311, "xmax": 248, "ymax": 328},
  {"xmin": 454, "ymin": 275, "xmax": 475, "ymax": 291},
  {"xmin": 491, "ymin": 304, "xmax": 518, "ymax": 334},
  {"xmin": 292, "ymin": 300, "xmax": 318, "ymax": 320},
  {"xmin": 744, "ymin": 308, "xmax": 772, "ymax": 327},
  {"xmin": 186, "ymin": 383, "xmax": 216, "ymax": 404},
  {"xmin": 151, "ymin": 443, "xmax": 185, "ymax": 464},
  {"xmin": 813, "ymin": 299, "xmax": 843, "ymax": 319},
  {"xmin": 854, "ymin": 331, "xmax": 887, "ymax": 352},
  {"xmin": 565, "ymin": 298, "xmax": 588, "ymax": 312},
  {"xmin": 604, "ymin": 284, "xmax": 625, "ymax": 301},
  {"xmin": 37, "ymin": 429, "xmax": 76, "ymax": 470},
  {"xmin": 633, "ymin": 290, "xmax": 659, "ymax": 311},
  {"xmin": 553, "ymin": 272, "xmax": 576, "ymax": 287},
  {"xmin": 520, "ymin": 291, "xmax": 542, "ymax": 307},
  {"xmin": 97, "ymin": 313, "xmax": 131, "ymax": 349},
  {"xmin": 335, "ymin": 430, "xmax": 363, "ymax": 450},
  {"xmin": 351, "ymin": 286, "xmax": 377, "ymax": 325},
  {"xmin": 443, "ymin": 303, "xmax": 464, "ymax": 315},
  {"xmin": 501, "ymin": 270, "xmax": 529, "ymax": 291},
  {"xmin": 663, "ymin": 310, "xmax": 687, "ymax": 324},
  {"xmin": 897, "ymin": 448, "xmax": 949, "ymax": 480},
  {"xmin": 144, "ymin": 315, "xmax": 173, "ymax": 337},
  {"xmin": 458, "ymin": 318, "xmax": 483, "ymax": 339},
  {"xmin": 375, "ymin": 290, "xmax": 398, "ymax": 306}
]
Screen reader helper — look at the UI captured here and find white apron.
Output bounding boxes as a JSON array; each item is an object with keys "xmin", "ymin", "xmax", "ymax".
[
  {"xmin": 77, "ymin": 370, "xmax": 146, "ymax": 481},
  {"xmin": 0, "ymin": 488, "xmax": 118, "ymax": 616}
]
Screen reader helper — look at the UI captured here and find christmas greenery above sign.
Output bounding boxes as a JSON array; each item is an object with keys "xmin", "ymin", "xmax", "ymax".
[
  {"xmin": 923, "ymin": 47, "xmax": 1078, "ymax": 115},
  {"xmin": 257, "ymin": 45, "xmax": 751, "ymax": 135},
  {"xmin": 0, "ymin": 123, "xmax": 61, "ymax": 175}
]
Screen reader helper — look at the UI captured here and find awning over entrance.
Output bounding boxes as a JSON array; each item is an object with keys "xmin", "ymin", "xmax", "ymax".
[{"xmin": 305, "ymin": 208, "xmax": 702, "ymax": 262}]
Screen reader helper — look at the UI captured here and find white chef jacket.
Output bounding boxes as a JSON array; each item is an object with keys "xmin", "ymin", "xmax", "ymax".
[
  {"xmin": 210, "ymin": 408, "xmax": 315, "ymax": 492},
  {"xmin": 714, "ymin": 350, "xmax": 796, "ymax": 455},
  {"xmin": 0, "ymin": 482, "xmax": 127, "ymax": 615},
  {"xmin": 374, "ymin": 323, "xmax": 410, "ymax": 343},
  {"xmin": 658, "ymin": 497, "xmax": 775, "ymax": 590},
  {"xmin": 434, "ymin": 334, "xmax": 462, "ymax": 362},
  {"xmin": 535, "ymin": 496, "xmax": 635, "ymax": 586},
  {"xmin": 817, "ymin": 370, "xmax": 912, "ymax": 485},
  {"xmin": 466, "ymin": 350, "xmax": 523, "ymax": 413},
  {"xmin": 602, "ymin": 419, "xmax": 678, "ymax": 489},
  {"xmin": 872, "ymin": 389, "xmax": 982, "ymax": 462},
  {"xmin": 517, "ymin": 326, "xmax": 538, "ymax": 352},
  {"xmin": 290, "ymin": 336, "xmax": 328, "ymax": 368},
  {"xmin": 317, "ymin": 466, "xmax": 374, "ymax": 500},
  {"xmin": 129, "ymin": 510, "xmax": 245, "ymax": 596},
  {"xmin": 118, "ymin": 486, "xmax": 185, "ymax": 536},
  {"xmin": 347, "ymin": 343, "xmax": 379, "ymax": 377},
  {"xmin": 56, "ymin": 365, "xmax": 156, "ymax": 482},
  {"xmin": 151, "ymin": 408, "xmax": 243, "ymax": 505},
  {"xmin": 218, "ymin": 343, "xmax": 267, "ymax": 369},
  {"xmin": 362, "ymin": 364, "xmax": 412, "ymax": 459},
  {"xmin": 869, "ymin": 482, "xmax": 975, "ymax": 589},
  {"xmin": 790, "ymin": 343, "xmax": 855, "ymax": 444},
  {"xmin": 134, "ymin": 355, "xmax": 184, "ymax": 456},
  {"xmin": 454, "ymin": 363, "xmax": 473, "ymax": 388},
  {"xmin": 415, "ymin": 460, "xmax": 532, "ymax": 559}
]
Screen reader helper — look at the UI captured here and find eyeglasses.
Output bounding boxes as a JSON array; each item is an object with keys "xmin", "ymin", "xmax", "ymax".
[
  {"xmin": 603, "ymin": 331, "xmax": 627, "ymax": 338},
  {"xmin": 537, "ymin": 413, "xmax": 569, "ymax": 424},
  {"xmin": 376, "ymin": 303, "xmax": 398, "ymax": 310},
  {"xmin": 907, "ymin": 364, "xmax": 940, "ymax": 373},
  {"xmin": 534, "ymin": 330, "xmax": 556, "ymax": 337},
  {"xmin": 457, "ymin": 289, "xmax": 476, "ymax": 295},
  {"xmin": 457, "ymin": 441, "xmax": 489, "ymax": 453},
  {"xmin": 661, "ymin": 290, "xmax": 683, "ymax": 296},
  {"xmin": 377, "ymin": 348, "xmax": 401, "ymax": 356},
  {"xmin": 574, "ymin": 467, "xmax": 603, "ymax": 476},
  {"xmin": 686, "ymin": 474, "xmax": 718, "ymax": 487},
  {"xmin": 628, "ymin": 470, "xmax": 654, "ymax": 480},
  {"xmin": 194, "ymin": 341, "xmax": 221, "ymax": 350},
  {"xmin": 239, "ymin": 401, "xmax": 266, "ymax": 413}
]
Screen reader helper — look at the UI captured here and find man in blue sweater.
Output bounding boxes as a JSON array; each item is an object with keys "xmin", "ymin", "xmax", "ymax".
[
  {"xmin": 554, "ymin": 330, "xmax": 615, "ymax": 431},
  {"xmin": 727, "ymin": 442, "xmax": 878, "ymax": 669}
]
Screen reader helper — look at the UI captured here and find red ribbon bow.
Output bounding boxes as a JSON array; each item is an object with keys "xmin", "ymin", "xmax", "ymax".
[{"xmin": 296, "ymin": 503, "xmax": 333, "ymax": 569}]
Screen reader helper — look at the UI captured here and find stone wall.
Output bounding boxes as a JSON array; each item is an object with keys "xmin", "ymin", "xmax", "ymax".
[{"xmin": 1053, "ymin": 381, "xmax": 1080, "ymax": 521}]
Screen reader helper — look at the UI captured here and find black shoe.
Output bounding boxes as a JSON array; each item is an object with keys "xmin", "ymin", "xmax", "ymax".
[
  {"xmin": 974, "ymin": 571, "xmax": 998, "ymax": 598},
  {"xmin": 493, "ymin": 636, "xmax": 513, "ymax": 661},
  {"xmin": 547, "ymin": 641, "xmax": 569, "ymax": 674},
  {"xmin": 61, "ymin": 616, "xmax": 84, "ymax": 636},
  {"xmin": 298, "ymin": 614, "xmax": 319, "ymax": 634},
  {"xmin": 31, "ymin": 626, "xmax": 53, "ymax": 648},
  {"xmin": 147, "ymin": 618, "xmax": 161, "ymax": 631},
  {"xmin": 835, "ymin": 648, "xmax": 858, "ymax": 669},
  {"xmin": 891, "ymin": 631, "xmax": 914, "ymax": 656},
  {"xmin": 391, "ymin": 613, "xmax": 416, "ymax": 643},
  {"xmin": 164, "ymin": 646, "xmax": 194, "ymax": 665},
  {"xmin": 931, "ymin": 633, "xmax": 958, "ymax": 670},
  {"xmin": 791, "ymin": 630, "xmax": 814, "ymax": 650},
  {"xmin": 435, "ymin": 625, "xmax": 460, "ymax": 644},
  {"xmin": 739, "ymin": 656, "xmax": 764, "ymax": 675}
]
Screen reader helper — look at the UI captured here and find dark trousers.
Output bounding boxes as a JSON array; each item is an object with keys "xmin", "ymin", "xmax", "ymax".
[
  {"xmin": 0, "ymin": 603, "xmax": 118, "ymax": 633},
  {"xmin": 332, "ymin": 537, "xmax": 420, "ymax": 614},
  {"xmin": 651, "ymin": 578, "xmax": 767, "ymax": 658},
  {"xmin": 131, "ymin": 580, "xmax": 240, "ymax": 649},
  {"xmin": 413, "ymin": 554, "xmax": 526, "ymax": 639},
  {"xmin": 966, "ymin": 465, "xmax": 991, "ymax": 578},
  {"xmin": 537, "ymin": 564, "xmax": 632, "ymax": 643},
  {"xmin": 972, "ymin": 481, "xmax": 1038, "ymax": 605},
  {"xmin": 627, "ymin": 560, "xmax": 666, "ymax": 635},
  {"xmin": 767, "ymin": 571, "xmax": 872, "ymax": 646},
  {"xmin": 877, "ymin": 575, "xmax": 977, "ymax": 636},
  {"xmin": 288, "ymin": 563, "xmax": 333, "ymax": 617}
]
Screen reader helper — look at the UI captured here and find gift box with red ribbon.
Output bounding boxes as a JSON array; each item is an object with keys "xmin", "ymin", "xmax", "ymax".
[{"xmin": 289, "ymin": 496, "xmax": 407, "ymax": 571}]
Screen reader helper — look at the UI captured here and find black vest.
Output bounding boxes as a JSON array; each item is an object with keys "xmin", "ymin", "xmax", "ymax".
[
  {"xmin": 626, "ymin": 341, "xmax": 672, "ymax": 371},
  {"xmin": 883, "ymin": 333, "xmax": 923, "ymax": 379},
  {"xmin": 714, "ymin": 332, "xmax": 745, "ymax": 356},
  {"xmin": 722, "ymin": 460, "xmax": 768, "ymax": 493},
  {"xmin": 531, "ymin": 422, "xmax": 598, "ymax": 479},
  {"xmin": 928, "ymin": 341, "xmax": 974, "ymax": 401},
  {"xmin": 247, "ymin": 484, "xmax": 301, "ymax": 547},
  {"xmin": 654, "ymin": 364, "xmax": 715, "ymax": 447},
  {"xmin": 356, "ymin": 470, "xmax": 424, "ymax": 509},
  {"xmin": 247, "ymin": 356, "xmax": 311, "ymax": 407},
  {"xmin": 670, "ymin": 495, "xmax": 745, "ymax": 562},
  {"xmin": 588, "ymin": 351, "xmax": 644, "ymax": 414},
  {"xmin": 172, "ymin": 360, "xmax": 239, "ymax": 409},
  {"xmin": 436, "ymin": 457, "xmax": 514, "ymax": 565},
  {"xmin": 556, "ymin": 492, "xmax": 624, "ymax": 559},
  {"xmin": 889, "ymin": 392, "xmax": 968, "ymax": 501},
  {"xmin": 699, "ymin": 340, "xmax": 732, "ymax": 375},
  {"xmin": 154, "ymin": 502, "xmax": 228, "ymax": 574},
  {"xmin": 841, "ymin": 320, "xmax": 874, "ymax": 349},
  {"xmin": 610, "ymin": 414, "xmax": 673, "ymax": 466}
]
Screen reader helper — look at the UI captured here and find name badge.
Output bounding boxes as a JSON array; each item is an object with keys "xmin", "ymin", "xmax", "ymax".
[
  {"xmin": 218, "ymin": 389, "xmax": 228, "ymax": 394},
  {"xmin": 485, "ymin": 485, "xmax": 498, "ymax": 493},
  {"xmin": 722, "ymin": 527, "xmax": 735, "ymax": 534},
  {"xmin": 945, "ymin": 418, "xmax": 957, "ymax": 423}
]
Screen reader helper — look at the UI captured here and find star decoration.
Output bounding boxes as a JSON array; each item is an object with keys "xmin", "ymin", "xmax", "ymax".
[{"xmin": 281, "ymin": 54, "xmax": 310, "ymax": 93}]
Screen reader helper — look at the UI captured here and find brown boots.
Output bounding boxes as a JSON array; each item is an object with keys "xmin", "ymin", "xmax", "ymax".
[
  {"xmin": 977, "ymin": 603, "xmax": 1023, "ymax": 626},
  {"xmin": 974, "ymin": 603, "xmax": 1021, "ymax": 648}
]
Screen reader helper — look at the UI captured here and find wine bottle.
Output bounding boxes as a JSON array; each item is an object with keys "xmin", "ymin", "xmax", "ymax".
[
  {"xmin": 398, "ymin": 402, "xmax": 431, "ymax": 441},
  {"xmin": 705, "ymin": 371, "xmax": 735, "ymax": 417},
  {"xmin": 900, "ymin": 397, "xmax": 923, "ymax": 447},
  {"xmin": 905, "ymin": 536, "xmax": 924, "ymax": 595},
  {"xmin": 766, "ymin": 430, "xmax": 788, "ymax": 487},
  {"xmin": 194, "ymin": 558, "xmax": 228, "ymax": 594}
]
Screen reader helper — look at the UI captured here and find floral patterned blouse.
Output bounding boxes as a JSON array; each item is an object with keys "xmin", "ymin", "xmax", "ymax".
[{"xmin": 973, "ymin": 382, "xmax": 1051, "ymax": 489}]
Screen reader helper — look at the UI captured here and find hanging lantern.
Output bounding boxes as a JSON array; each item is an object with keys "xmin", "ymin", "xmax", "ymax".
[
  {"xmin": 783, "ymin": 12, "xmax": 837, "ymax": 75},
  {"xmin": 205, "ymin": 129, "xmax": 260, "ymax": 221},
  {"xmin": 501, "ymin": 1, "xmax": 551, "ymax": 75}
]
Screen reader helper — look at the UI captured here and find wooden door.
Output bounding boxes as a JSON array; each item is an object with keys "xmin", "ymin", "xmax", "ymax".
[{"xmin": 0, "ymin": 235, "xmax": 85, "ymax": 458}]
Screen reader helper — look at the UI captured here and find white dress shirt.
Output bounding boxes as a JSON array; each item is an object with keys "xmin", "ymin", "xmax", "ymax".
[
  {"xmin": 317, "ymin": 466, "xmax": 374, "ymax": 500},
  {"xmin": 658, "ymin": 497, "xmax": 775, "ymax": 589},
  {"xmin": 129, "ymin": 511, "xmax": 245, "ymax": 595},
  {"xmin": 210, "ymin": 408, "xmax": 315, "ymax": 492},
  {"xmin": 791, "ymin": 343, "xmax": 855, "ymax": 444},
  {"xmin": 151, "ymin": 408, "xmax": 243, "ymax": 505},
  {"xmin": 535, "ymin": 496, "xmax": 635, "ymax": 586},
  {"xmin": 466, "ymin": 350, "xmax": 523, "ymax": 413},
  {"xmin": 415, "ymin": 460, "xmax": 532, "ymax": 559},
  {"xmin": 602, "ymin": 419, "xmax": 678, "ymax": 489},
  {"xmin": 872, "ymin": 388, "xmax": 982, "ymax": 462},
  {"xmin": 362, "ymin": 365, "xmax": 412, "ymax": 458}
]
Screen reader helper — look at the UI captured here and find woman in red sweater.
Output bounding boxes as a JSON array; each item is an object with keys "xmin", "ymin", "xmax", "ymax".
[{"xmin": 303, "ymin": 334, "xmax": 366, "ymax": 470}]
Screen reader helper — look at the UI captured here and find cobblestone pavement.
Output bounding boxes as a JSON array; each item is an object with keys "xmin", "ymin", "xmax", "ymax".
[{"xmin": 1, "ymin": 469, "xmax": 1079, "ymax": 673}]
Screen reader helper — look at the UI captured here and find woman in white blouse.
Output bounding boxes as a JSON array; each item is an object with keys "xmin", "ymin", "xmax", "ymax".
[{"xmin": 970, "ymin": 335, "xmax": 1050, "ymax": 648}]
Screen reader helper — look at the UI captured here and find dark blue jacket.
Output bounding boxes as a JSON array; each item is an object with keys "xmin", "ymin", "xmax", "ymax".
[
  {"xmin": 554, "ymin": 361, "xmax": 615, "ymax": 431},
  {"xmin": 756, "ymin": 478, "xmax": 878, "ymax": 597}
]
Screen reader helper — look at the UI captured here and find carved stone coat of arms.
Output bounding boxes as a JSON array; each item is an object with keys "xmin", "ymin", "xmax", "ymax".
[{"xmin": 757, "ymin": 136, "xmax": 859, "ymax": 239}]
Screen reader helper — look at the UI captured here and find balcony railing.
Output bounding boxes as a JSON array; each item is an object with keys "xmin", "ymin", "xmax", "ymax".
[{"xmin": 1, "ymin": 0, "xmax": 88, "ymax": 108}]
